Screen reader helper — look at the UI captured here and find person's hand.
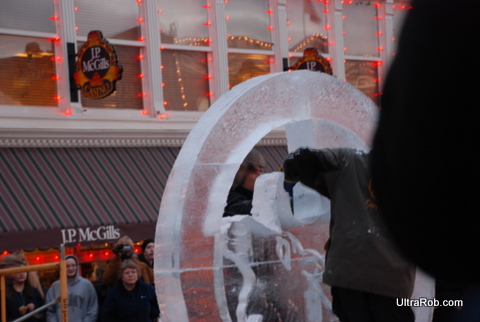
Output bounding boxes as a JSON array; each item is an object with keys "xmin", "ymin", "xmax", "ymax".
[
  {"xmin": 18, "ymin": 305, "xmax": 28, "ymax": 315},
  {"xmin": 283, "ymin": 148, "xmax": 322, "ymax": 182},
  {"xmin": 26, "ymin": 303, "xmax": 35, "ymax": 312}
]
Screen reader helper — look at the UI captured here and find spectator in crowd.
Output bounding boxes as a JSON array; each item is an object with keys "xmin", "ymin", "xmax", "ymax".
[
  {"xmin": 102, "ymin": 236, "xmax": 154, "ymax": 289},
  {"xmin": 45, "ymin": 255, "xmax": 98, "ymax": 322},
  {"xmin": 101, "ymin": 259, "xmax": 159, "ymax": 322},
  {"xmin": 13, "ymin": 250, "xmax": 47, "ymax": 299},
  {"xmin": 283, "ymin": 147, "xmax": 415, "ymax": 322},
  {"xmin": 223, "ymin": 148, "xmax": 265, "ymax": 217},
  {"xmin": 1, "ymin": 254, "xmax": 44, "ymax": 321},
  {"xmin": 138, "ymin": 239, "xmax": 154, "ymax": 269}
]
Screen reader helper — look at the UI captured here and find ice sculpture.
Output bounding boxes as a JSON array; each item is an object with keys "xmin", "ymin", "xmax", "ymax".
[{"xmin": 154, "ymin": 70, "xmax": 434, "ymax": 321}]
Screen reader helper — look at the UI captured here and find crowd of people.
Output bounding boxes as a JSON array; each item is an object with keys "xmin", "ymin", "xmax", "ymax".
[{"xmin": 0, "ymin": 237, "xmax": 159, "ymax": 322}]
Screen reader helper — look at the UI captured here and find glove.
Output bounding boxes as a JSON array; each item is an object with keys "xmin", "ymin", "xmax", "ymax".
[
  {"xmin": 283, "ymin": 148, "xmax": 339, "ymax": 188},
  {"xmin": 283, "ymin": 148, "xmax": 321, "ymax": 182}
]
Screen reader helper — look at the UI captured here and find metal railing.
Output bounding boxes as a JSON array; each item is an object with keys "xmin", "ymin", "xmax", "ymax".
[{"xmin": 0, "ymin": 247, "xmax": 68, "ymax": 322}]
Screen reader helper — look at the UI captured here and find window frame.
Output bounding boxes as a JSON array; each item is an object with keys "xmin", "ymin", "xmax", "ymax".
[{"xmin": 0, "ymin": 0, "xmax": 407, "ymax": 146}]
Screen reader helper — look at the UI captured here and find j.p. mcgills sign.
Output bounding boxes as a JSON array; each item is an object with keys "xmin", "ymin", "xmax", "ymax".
[
  {"xmin": 74, "ymin": 30, "xmax": 123, "ymax": 99},
  {"xmin": 61, "ymin": 225, "xmax": 121, "ymax": 245}
]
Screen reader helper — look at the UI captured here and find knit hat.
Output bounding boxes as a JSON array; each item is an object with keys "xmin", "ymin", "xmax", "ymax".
[
  {"xmin": 141, "ymin": 239, "xmax": 154, "ymax": 253},
  {"xmin": 0, "ymin": 254, "xmax": 25, "ymax": 269}
]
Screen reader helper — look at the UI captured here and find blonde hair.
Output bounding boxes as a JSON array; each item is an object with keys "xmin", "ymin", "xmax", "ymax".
[
  {"xmin": 13, "ymin": 251, "xmax": 45, "ymax": 299},
  {"xmin": 119, "ymin": 259, "xmax": 142, "ymax": 279}
]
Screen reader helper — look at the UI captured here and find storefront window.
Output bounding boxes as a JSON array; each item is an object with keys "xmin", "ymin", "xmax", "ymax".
[
  {"xmin": 0, "ymin": 35, "xmax": 57, "ymax": 106},
  {"xmin": 225, "ymin": 0, "xmax": 272, "ymax": 49},
  {"xmin": 74, "ymin": 0, "xmax": 141, "ymax": 41},
  {"xmin": 0, "ymin": 0, "xmax": 55, "ymax": 33},
  {"xmin": 228, "ymin": 53, "xmax": 271, "ymax": 89},
  {"xmin": 286, "ymin": 0, "xmax": 329, "ymax": 54},
  {"xmin": 342, "ymin": 2, "xmax": 380, "ymax": 57},
  {"xmin": 161, "ymin": 50, "xmax": 210, "ymax": 111},
  {"xmin": 79, "ymin": 45, "xmax": 143, "ymax": 109},
  {"xmin": 345, "ymin": 60, "xmax": 379, "ymax": 106},
  {"xmin": 157, "ymin": 0, "xmax": 209, "ymax": 46},
  {"xmin": 392, "ymin": 0, "xmax": 412, "ymax": 54}
]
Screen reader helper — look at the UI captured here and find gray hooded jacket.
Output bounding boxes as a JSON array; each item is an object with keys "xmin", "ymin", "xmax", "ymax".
[{"xmin": 45, "ymin": 255, "xmax": 98, "ymax": 322}]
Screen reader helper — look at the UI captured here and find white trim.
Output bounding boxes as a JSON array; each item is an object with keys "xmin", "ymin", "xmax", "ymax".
[
  {"xmin": 141, "ymin": 0, "xmax": 165, "ymax": 116},
  {"xmin": 160, "ymin": 44, "xmax": 212, "ymax": 52},
  {"xmin": 0, "ymin": 28, "xmax": 56, "ymax": 39},
  {"xmin": 75, "ymin": 36, "xmax": 145, "ymax": 47},
  {"xmin": 0, "ymin": 127, "xmax": 287, "ymax": 147}
]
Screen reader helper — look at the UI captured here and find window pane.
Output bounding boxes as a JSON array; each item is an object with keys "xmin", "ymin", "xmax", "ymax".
[
  {"xmin": 0, "ymin": 35, "xmax": 57, "ymax": 106},
  {"xmin": 74, "ymin": 0, "xmax": 140, "ymax": 41},
  {"xmin": 343, "ymin": 2, "xmax": 379, "ymax": 57},
  {"xmin": 0, "ymin": 0, "xmax": 55, "ymax": 33},
  {"xmin": 345, "ymin": 60, "xmax": 379, "ymax": 106},
  {"xmin": 286, "ymin": 0, "xmax": 329, "ymax": 54},
  {"xmin": 161, "ymin": 50, "xmax": 210, "ymax": 111},
  {"xmin": 392, "ymin": 1, "xmax": 412, "ymax": 54},
  {"xmin": 228, "ymin": 53, "xmax": 271, "ymax": 89},
  {"xmin": 157, "ymin": 0, "xmax": 209, "ymax": 46},
  {"xmin": 79, "ymin": 45, "xmax": 143, "ymax": 110},
  {"xmin": 226, "ymin": 0, "xmax": 272, "ymax": 49}
]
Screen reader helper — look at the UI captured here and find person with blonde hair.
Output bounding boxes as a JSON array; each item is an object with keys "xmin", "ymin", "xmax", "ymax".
[
  {"xmin": 13, "ymin": 250, "xmax": 46, "ymax": 299},
  {"xmin": 1, "ymin": 254, "xmax": 44, "ymax": 321},
  {"xmin": 101, "ymin": 259, "xmax": 159, "ymax": 322}
]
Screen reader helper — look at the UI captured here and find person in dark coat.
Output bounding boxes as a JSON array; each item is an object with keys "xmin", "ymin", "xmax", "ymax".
[
  {"xmin": 223, "ymin": 148, "xmax": 265, "ymax": 217},
  {"xmin": 1, "ymin": 254, "xmax": 44, "ymax": 322},
  {"xmin": 101, "ymin": 259, "xmax": 159, "ymax": 322},
  {"xmin": 284, "ymin": 147, "xmax": 415, "ymax": 322},
  {"xmin": 371, "ymin": 0, "xmax": 480, "ymax": 320},
  {"xmin": 138, "ymin": 239, "xmax": 154, "ymax": 269}
]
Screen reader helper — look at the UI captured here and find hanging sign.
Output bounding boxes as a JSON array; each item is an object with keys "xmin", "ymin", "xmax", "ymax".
[
  {"xmin": 291, "ymin": 47, "xmax": 332, "ymax": 75},
  {"xmin": 74, "ymin": 30, "xmax": 123, "ymax": 99}
]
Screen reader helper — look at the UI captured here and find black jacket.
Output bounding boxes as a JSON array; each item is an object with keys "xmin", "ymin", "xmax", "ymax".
[
  {"xmin": 223, "ymin": 186, "xmax": 253, "ymax": 217},
  {"xmin": 101, "ymin": 280, "xmax": 159, "ymax": 322}
]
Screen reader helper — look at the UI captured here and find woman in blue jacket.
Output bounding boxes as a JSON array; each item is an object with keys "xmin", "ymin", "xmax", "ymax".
[{"xmin": 101, "ymin": 259, "xmax": 159, "ymax": 322}]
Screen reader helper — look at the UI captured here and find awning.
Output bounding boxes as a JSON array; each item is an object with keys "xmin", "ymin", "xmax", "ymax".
[
  {"xmin": 0, "ymin": 146, "xmax": 179, "ymax": 251},
  {"xmin": 0, "ymin": 145, "xmax": 288, "ymax": 252}
]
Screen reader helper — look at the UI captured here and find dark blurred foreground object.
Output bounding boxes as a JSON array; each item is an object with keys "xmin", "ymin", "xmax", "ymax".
[
  {"xmin": 373, "ymin": 2, "xmax": 480, "ymax": 312},
  {"xmin": 371, "ymin": 0, "xmax": 480, "ymax": 284}
]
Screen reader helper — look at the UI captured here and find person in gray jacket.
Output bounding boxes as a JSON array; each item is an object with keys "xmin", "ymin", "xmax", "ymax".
[
  {"xmin": 45, "ymin": 255, "xmax": 98, "ymax": 322},
  {"xmin": 283, "ymin": 147, "xmax": 415, "ymax": 322}
]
